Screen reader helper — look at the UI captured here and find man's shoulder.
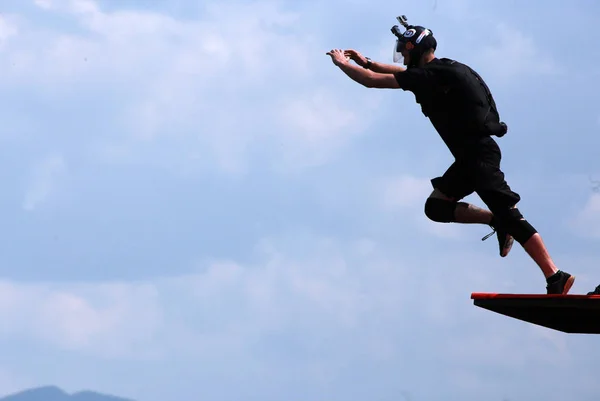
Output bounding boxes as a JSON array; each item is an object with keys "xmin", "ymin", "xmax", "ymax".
[
  {"xmin": 393, "ymin": 58, "xmax": 468, "ymax": 90},
  {"xmin": 421, "ymin": 58, "xmax": 475, "ymax": 85},
  {"xmin": 424, "ymin": 57, "xmax": 467, "ymax": 70}
]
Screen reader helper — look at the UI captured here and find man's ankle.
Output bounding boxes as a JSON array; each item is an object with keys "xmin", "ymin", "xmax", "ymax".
[{"xmin": 545, "ymin": 268, "xmax": 561, "ymax": 281}]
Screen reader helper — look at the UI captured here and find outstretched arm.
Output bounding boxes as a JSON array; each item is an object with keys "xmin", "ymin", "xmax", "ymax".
[
  {"xmin": 326, "ymin": 49, "xmax": 400, "ymax": 89},
  {"xmin": 344, "ymin": 49, "xmax": 405, "ymax": 74},
  {"xmin": 366, "ymin": 60, "xmax": 406, "ymax": 74},
  {"xmin": 337, "ymin": 60, "xmax": 400, "ymax": 88}
]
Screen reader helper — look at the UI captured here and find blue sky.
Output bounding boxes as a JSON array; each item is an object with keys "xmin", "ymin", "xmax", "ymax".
[{"xmin": 0, "ymin": 0, "xmax": 599, "ymax": 400}]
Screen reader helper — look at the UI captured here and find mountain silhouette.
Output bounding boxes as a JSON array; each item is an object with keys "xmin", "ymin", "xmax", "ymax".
[{"xmin": 0, "ymin": 386, "xmax": 135, "ymax": 401}]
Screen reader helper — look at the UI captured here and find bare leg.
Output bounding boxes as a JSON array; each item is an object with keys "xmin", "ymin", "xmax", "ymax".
[
  {"xmin": 455, "ymin": 202, "xmax": 494, "ymax": 224},
  {"xmin": 426, "ymin": 189, "xmax": 564, "ymax": 278},
  {"xmin": 429, "ymin": 189, "xmax": 493, "ymax": 224},
  {"xmin": 520, "ymin": 229, "xmax": 572, "ymax": 295},
  {"xmin": 521, "ymin": 233, "xmax": 559, "ymax": 279},
  {"xmin": 427, "ymin": 174, "xmax": 573, "ymax": 293}
]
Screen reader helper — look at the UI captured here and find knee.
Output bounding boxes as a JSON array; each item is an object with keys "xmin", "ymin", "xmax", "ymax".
[
  {"xmin": 494, "ymin": 207, "xmax": 538, "ymax": 244},
  {"xmin": 424, "ymin": 197, "xmax": 457, "ymax": 223}
]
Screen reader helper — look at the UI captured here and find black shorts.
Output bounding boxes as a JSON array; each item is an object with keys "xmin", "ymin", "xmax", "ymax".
[{"xmin": 431, "ymin": 138, "xmax": 521, "ymax": 212}]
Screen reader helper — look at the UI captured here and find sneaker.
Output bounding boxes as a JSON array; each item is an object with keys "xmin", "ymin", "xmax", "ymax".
[
  {"xmin": 481, "ymin": 226, "xmax": 514, "ymax": 258},
  {"xmin": 587, "ymin": 285, "xmax": 600, "ymax": 295},
  {"xmin": 546, "ymin": 270, "xmax": 575, "ymax": 295}
]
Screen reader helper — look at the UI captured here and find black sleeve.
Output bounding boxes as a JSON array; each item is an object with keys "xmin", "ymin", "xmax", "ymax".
[{"xmin": 393, "ymin": 68, "xmax": 431, "ymax": 92}]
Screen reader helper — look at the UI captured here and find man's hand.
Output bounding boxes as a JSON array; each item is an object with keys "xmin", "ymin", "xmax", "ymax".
[
  {"xmin": 326, "ymin": 49, "xmax": 349, "ymax": 66},
  {"xmin": 344, "ymin": 49, "xmax": 368, "ymax": 67},
  {"xmin": 325, "ymin": 47, "xmax": 401, "ymax": 89}
]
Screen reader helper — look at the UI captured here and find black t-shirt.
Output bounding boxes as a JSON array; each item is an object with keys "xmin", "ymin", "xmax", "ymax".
[{"xmin": 394, "ymin": 57, "xmax": 506, "ymax": 158}]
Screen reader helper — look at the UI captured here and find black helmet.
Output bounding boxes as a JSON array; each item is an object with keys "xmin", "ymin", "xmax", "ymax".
[{"xmin": 391, "ymin": 15, "xmax": 437, "ymax": 67}]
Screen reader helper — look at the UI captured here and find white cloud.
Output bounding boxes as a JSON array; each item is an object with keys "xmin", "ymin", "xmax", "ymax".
[
  {"xmin": 0, "ymin": 15, "xmax": 18, "ymax": 48},
  {"xmin": 476, "ymin": 23, "xmax": 559, "ymax": 81},
  {"xmin": 0, "ymin": 368, "xmax": 33, "ymax": 400},
  {"xmin": 379, "ymin": 173, "xmax": 468, "ymax": 239},
  {"xmin": 22, "ymin": 154, "xmax": 67, "ymax": 211},
  {"xmin": 0, "ymin": 237, "xmax": 409, "ymax": 361},
  {"xmin": 0, "ymin": 234, "xmax": 484, "ymax": 362},
  {"xmin": 570, "ymin": 192, "xmax": 600, "ymax": 239},
  {"xmin": 274, "ymin": 89, "xmax": 382, "ymax": 169},
  {"xmin": 34, "ymin": 0, "xmax": 53, "ymax": 9},
  {"xmin": 0, "ymin": 233, "xmax": 597, "ymax": 400},
  {"xmin": 419, "ymin": 217, "xmax": 468, "ymax": 239},
  {"xmin": 381, "ymin": 174, "xmax": 432, "ymax": 209},
  {"xmin": 1, "ymin": 0, "xmax": 375, "ymax": 176},
  {"xmin": 0, "ymin": 279, "xmax": 163, "ymax": 359},
  {"xmin": 0, "ymin": 235, "xmax": 546, "ymax": 353}
]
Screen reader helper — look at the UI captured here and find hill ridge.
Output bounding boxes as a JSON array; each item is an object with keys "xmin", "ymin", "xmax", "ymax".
[{"xmin": 0, "ymin": 386, "xmax": 135, "ymax": 401}]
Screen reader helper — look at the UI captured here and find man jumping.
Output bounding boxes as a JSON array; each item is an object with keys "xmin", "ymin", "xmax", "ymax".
[{"xmin": 326, "ymin": 15, "xmax": 575, "ymax": 295}]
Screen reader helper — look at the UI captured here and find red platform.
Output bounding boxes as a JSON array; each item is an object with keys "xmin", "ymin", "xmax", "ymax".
[{"xmin": 471, "ymin": 292, "xmax": 600, "ymax": 334}]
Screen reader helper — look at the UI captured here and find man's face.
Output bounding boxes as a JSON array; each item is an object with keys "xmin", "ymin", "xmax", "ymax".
[
  {"xmin": 393, "ymin": 40, "xmax": 412, "ymax": 65},
  {"xmin": 401, "ymin": 48, "xmax": 411, "ymax": 66}
]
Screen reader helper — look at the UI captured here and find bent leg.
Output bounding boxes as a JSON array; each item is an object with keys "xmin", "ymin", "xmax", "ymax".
[
  {"xmin": 473, "ymin": 148, "xmax": 574, "ymax": 293},
  {"xmin": 485, "ymin": 202, "xmax": 573, "ymax": 292},
  {"xmin": 425, "ymin": 189, "xmax": 493, "ymax": 224},
  {"xmin": 426, "ymin": 162, "xmax": 495, "ymax": 225}
]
